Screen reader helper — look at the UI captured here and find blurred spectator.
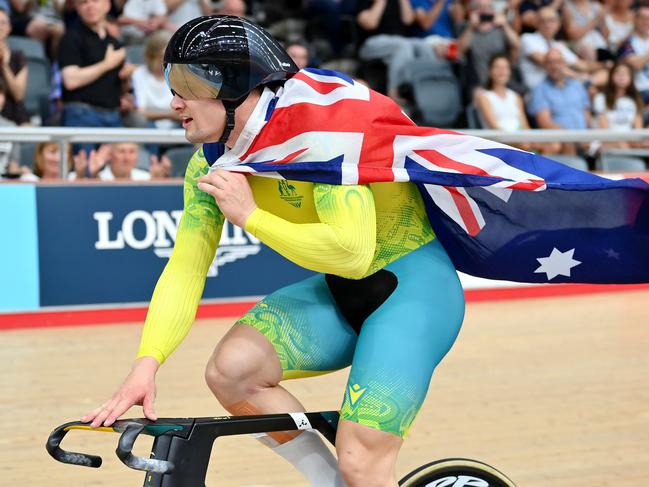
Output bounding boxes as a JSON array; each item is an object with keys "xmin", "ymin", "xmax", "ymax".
[
  {"xmin": 131, "ymin": 30, "xmax": 177, "ymax": 129},
  {"xmin": 618, "ymin": 3, "xmax": 649, "ymax": 105},
  {"xmin": 562, "ymin": 0, "xmax": 608, "ymax": 62},
  {"xmin": 604, "ymin": 0, "xmax": 634, "ymax": 51},
  {"xmin": 118, "ymin": 0, "xmax": 172, "ymax": 45},
  {"xmin": 166, "ymin": 0, "xmax": 211, "ymax": 28},
  {"xmin": 70, "ymin": 142, "xmax": 171, "ymax": 180},
  {"xmin": 528, "ymin": 48, "xmax": 591, "ymax": 154},
  {"xmin": 0, "ymin": 78, "xmax": 19, "ymax": 178},
  {"xmin": 593, "ymin": 62, "xmax": 647, "ymax": 149},
  {"xmin": 458, "ymin": 0, "xmax": 520, "ymax": 89},
  {"xmin": 8, "ymin": 0, "xmax": 34, "ymax": 36},
  {"xmin": 25, "ymin": 0, "xmax": 65, "ymax": 59},
  {"xmin": 286, "ymin": 40, "xmax": 310, "ymax": 69},
  {"xmin": 0, "ymin": 7, "xmax": 29, "ymax": 126},
  {"xmin": 357, "ymin": 0, "xmax": 415, "ymax": 101},
  {"xmin": 520, "ymin": 6, "xmax": 598, "ymax": 91},
  {"xmin": 474, "ymin": 54, "xmax": 539, "ymax": 151},
  {"xmin": 411, "ymin": 0, "xmax": 464, "ymax": 39},
  {"xmin": 59, "ymin": 0, "xmax": 126, "ymax": 154},
  {"xmin": 303, "ymin": 0, "xmax": 357, "ymax": 57},
  {"xmin": 357, "ymin": 0, "xmax": 449, "ymax": 103},
  {"xmin": 217, "ymin": 0, "xmax": 245, "ymax": 16},
  {"xmin": 517, "ymin": 0, "xmax": 561, "ymax": 33},
  {"xmin": 27, "ymin": 141, "xmax": 71, "ymax": 180}
]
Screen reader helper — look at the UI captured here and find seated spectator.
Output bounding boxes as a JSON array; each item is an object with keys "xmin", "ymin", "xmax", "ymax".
[
  {"xmin": 26, "ymin": 141, "xmax": 71, "ymax": 180},
  {"xmin": 286, "ymin": 40, "xmax": 310, "ymax": 69},
  {"xmin": 217, "ymin": 0, "xmax": 245, "ymax": 17},
  {"xmin": 562, "ymin": 0, "xmax": 608, "ymax": 62},
  {"xmin": 25, "ymin": 0, "xmax": 65, "ymax": 59},
  {"xmin": 357, "ymin": 0, "xmax": 415, "ymax": 101},
  {"xmin": 357, "ymin": 0, "xmax": 447, "ymax": 103},
  {"xmin": 604, "ymin": 0, "xmax": 634, "ymax": 52},
  {"xmin": 70, "ymin": 142, "xmax": 171, "ymax": 180},
  {"xmin": 520, "ymin": 6, "xmax": 601, "ymax": 91},
  {"xmin": 131, "ymin": 30, "xmax": 178, "ymax": 129},
  {"xmin": 0, "ymin": 7, "xmax": 29, "ymax": 126},
  {"xmin": 593, "ymin": 62, "xmax": 647, "ymax": 149},
  {"xmin": 411, "ymin": 0, "xmax": 464, "ymax": 39},
  {"xmin": 117, "ymin": 0, "xmax": 172, "ymax": 45},
  {"xmin": 166, "ymin": 0, "xmax": 211, "ymax": 29},
  {"xmin": 59, "ymin": 0, "xmax": 126, "ymax": 154},
  {"xmin": 303, "ymin": 0, "xmax": 357, "ymax": 57},
  {"xmin": 458, "ymin": 0, "xmax": 520, "ymax": 90},
  {"xmin": 475, "ymin": 54, "xmax": 540, "ymax": 151},
  {"xmin": 0, "ymin": 77, "xmax": 21, "ymax": 178},
  {"xmin": 618, "ymin": 3, "xmax": 649, "ymax": 106},
  {"xmin": 528, "ymin": 48, "xmax": 592, "ymax": 154},
  {"xmin": 517, "ymin": 0, "xmax": 559, "ymax": 33}
]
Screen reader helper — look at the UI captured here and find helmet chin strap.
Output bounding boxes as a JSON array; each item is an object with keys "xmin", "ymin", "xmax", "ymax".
[{"xmin": 219, "ymin": 101, "xmax": 237, "ymax": 145}]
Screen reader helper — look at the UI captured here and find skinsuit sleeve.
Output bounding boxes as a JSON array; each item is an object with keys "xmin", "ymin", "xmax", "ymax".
[
  {"xmin": 244, "ymin": 182, "xmax": 377, "ymax": 280},
  {"xmin": 136, "ymin": 150, "xmax": 224, "ymax": 364}
]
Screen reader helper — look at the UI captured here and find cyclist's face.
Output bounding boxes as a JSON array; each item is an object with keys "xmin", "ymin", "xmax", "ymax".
[{"xmin": 170, "ymin": 94, "xmax": 226, "ymax": 144}]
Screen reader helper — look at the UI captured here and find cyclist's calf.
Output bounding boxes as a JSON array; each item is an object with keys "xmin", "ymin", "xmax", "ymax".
[{"xmin": 336, "ymin": 420, "xmax": 402, "ymax": 487}]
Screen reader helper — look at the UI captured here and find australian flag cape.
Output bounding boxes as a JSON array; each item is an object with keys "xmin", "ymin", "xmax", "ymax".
[{"xmin": 202, "ymin": 68, "xmax": 649, "ymax": 284}]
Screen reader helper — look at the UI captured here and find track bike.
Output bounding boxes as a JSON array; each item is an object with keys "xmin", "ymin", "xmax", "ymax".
[{"xmin": 47, "ymin": 411, "xmax": 516, "ymax": 486}]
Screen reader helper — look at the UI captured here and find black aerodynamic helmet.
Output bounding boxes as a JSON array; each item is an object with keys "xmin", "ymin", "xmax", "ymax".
[
  {"xmin": 164, "ymin": 15, "xmax": 298, "ymax": 103},
  {"xmin": 164, "ymin": 15, "xmax": 298, "ymax": 143}
]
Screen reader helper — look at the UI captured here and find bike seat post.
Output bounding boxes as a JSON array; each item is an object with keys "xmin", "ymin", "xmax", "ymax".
[{"xmin": 143, "ymin": 428, "xmax": 215, "ymax": 487}]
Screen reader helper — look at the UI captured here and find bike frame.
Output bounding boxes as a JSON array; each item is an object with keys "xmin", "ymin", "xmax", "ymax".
[{"xmin": 47, "ymin": 411, "xmax": 340, "ymax": 487}]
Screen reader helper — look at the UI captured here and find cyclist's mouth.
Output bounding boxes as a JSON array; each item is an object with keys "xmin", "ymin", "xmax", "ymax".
[{"xmin": 182, "ymin": 118, "xmax": 193, "ymax": 128}]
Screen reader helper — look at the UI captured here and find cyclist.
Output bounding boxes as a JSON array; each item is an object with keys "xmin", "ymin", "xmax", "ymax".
[{"xmin": 82, "ymin": 15, "xmax": 465, "ymax": 487}]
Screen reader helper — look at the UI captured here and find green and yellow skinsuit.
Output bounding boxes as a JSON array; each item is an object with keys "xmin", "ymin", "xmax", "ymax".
[{"xmin": 137, "ymin": 148, "xmax": 464, "ymax": 437}]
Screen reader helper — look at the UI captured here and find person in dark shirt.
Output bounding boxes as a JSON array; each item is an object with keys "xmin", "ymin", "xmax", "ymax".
[
  {"xmin": 0, "ymin": 7, "xmax": 29, "ymax": 125},
  {"xmin": 58, "ymin": 0, "xmax": 126, "ymax": 153},
  {"xmin": 357, "ymin": 0, "xmax": 448, "ymax": 103}
]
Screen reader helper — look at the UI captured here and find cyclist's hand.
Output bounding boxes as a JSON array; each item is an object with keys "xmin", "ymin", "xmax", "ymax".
[
  {"xmin": 198, "ymin": 169, "xmax": 257, "ymax": 227},
  {"xmin": 82, "ymin": 356, "xmax": 160, "ymax": 428}
]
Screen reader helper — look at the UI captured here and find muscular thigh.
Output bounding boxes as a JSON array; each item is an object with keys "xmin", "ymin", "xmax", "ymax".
[
  {"xmin": 237, "ymin": 274, "xmax": 358, "ymax": 379},
  {"xmin": 340, "ymin": 239, "xmax": 465, "ymax": 437}
]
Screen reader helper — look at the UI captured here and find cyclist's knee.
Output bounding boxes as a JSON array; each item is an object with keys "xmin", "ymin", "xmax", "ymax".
[
  {"xmin": 335, "ymin": 421, "xmax": 401, "ymax": 487},
  {"xmin": 204, "ymin": 325, "xmax": 281, "ymax": 401}
]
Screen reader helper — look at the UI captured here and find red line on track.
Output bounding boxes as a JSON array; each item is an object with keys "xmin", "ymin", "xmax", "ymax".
[{"xmin": 1, "ymin": 283, "xmax": 648, "ymax": 330}]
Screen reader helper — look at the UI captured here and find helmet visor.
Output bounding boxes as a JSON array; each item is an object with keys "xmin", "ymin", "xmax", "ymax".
[{"xmin": 164, "ymin": 63, "xmax": 224, "ymax": 100}]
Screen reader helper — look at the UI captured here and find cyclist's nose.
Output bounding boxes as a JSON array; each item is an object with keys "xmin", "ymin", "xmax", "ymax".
[{"xmin": 170, "ymin": 94, "xmax": 185, "ymax": 111}]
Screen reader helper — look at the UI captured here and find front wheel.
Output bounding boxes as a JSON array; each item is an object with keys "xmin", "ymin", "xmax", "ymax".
[{"xmin": 399, "ymin": 458, "xmax": 516, "ymax": 487}]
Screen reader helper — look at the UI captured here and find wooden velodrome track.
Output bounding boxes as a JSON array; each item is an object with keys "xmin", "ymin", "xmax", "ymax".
[{"xmin": 2, "ymin": 289, "xmax": 648, "ymax": 486}]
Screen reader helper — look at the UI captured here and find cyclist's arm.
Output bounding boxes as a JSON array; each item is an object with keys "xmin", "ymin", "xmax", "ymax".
[
  {"xmin": 244, "ymin": 183, "xmax": 376, "ymax": 279},
  {"xmin": 136, "ymin": 150, "xmax": 224, "ymax": 364}
]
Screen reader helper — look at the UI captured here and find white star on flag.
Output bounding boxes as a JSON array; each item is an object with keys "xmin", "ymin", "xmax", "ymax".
[{"xmin": 534, "ymin": 248, "xmax": 581, "ymax": 280}]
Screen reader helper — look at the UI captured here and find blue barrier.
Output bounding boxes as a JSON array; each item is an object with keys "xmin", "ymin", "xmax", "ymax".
[
  {"xmin": 0, "ymin": 184, "xmax": 39, "ymax": 311},
  {"xmin": 1, "ymin": 182, "xmax": 313, "ymax": 310}
]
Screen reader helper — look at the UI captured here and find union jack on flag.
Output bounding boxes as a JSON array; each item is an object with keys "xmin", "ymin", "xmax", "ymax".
[{"xmin": 203, "ymin": 68, "xmax": 649, "ymax": 284}]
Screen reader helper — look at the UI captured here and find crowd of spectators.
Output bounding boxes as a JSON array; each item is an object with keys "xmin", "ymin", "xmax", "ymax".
[{"xmin": 1, "ymin": 0, "xmax": 649, "ymax": 181}]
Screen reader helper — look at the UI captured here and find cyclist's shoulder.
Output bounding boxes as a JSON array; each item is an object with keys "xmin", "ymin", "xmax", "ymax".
[{"xmin": 184, "ymin": 144, "xmax": 222, "ymax": 182}]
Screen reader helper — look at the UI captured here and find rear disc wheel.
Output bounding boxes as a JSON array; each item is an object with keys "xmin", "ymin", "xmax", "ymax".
[{"xmin": 398, "ymin": 458, "xmax": 516, "ymax": 487}]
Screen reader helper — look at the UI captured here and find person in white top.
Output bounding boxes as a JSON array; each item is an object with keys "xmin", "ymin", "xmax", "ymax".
[
  {"xmin": 562, "ymin": 0, "xmax": 608, "ymax": 62},
  {"xmin": 166, "ymin": 0, "xmax": 212, "ymax": 28},
  {"xmin": 593, "ymin": 62, "xmax": 649, "ymax": 150},
  {"xmin": 132, "ymin": 30, "xmax": 179, "ymax": 129},
  {"xmin": 22, "ymin": 141, "xmax": 72, "ymax": 180},
  {"xmin": 117, "ymin": 0, "xmax": 173, "ymax": 44},
  {"xmin": 520, "ymin": 6, "xmax": 601, "ymax": 90},
  {"xmin": 619, "ymin": 4, "xmax": 649, "ymax": 104},
  {"xmin": 69, "ymin": 142, "xmax": 171, "ymax": 180},
  {"xmin": 604, "ymin": 0, "xmax": 634, "ymax": 51},
  {"xmin": 474, "ymin": 53, "xmax": 542, "ymax": 152}
]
